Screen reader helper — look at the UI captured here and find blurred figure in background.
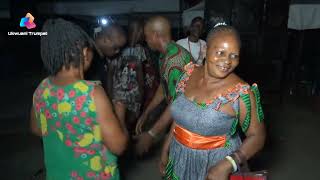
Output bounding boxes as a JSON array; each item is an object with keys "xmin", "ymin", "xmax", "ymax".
[
  {"xmin": 31, "ymin": 18, "xmax": 128, "ymax": 179},
  {"xmin": 177, "ymin": 17, "xmax": 206, "ymax": 65},
  {"xmin": 112, "ymin": 19, "xmax": 148, "ymax": 135}
]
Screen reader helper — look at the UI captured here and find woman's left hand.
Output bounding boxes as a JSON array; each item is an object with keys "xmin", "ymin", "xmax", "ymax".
[{"xmin": 206, "ymin": 158, "xmax": 233, "ymax": 180}]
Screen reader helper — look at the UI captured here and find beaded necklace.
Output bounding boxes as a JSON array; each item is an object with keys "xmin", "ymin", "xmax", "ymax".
[{"xmin": 187, "ymin": 37, "xmax": 202, "ymax": 63}]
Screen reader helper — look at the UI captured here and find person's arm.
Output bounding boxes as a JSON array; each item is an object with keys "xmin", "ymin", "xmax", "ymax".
[
  {"xmin": 30, "ymin": 106, "xmax": 42, "ymax": 136},
  {"xmin": 135, "ymin": 104, "xmax": 173, "ymax": 155},
  {"xmin": 236, "ymin": 90, "xmax": 266, "ymax": 160},
  {"xmin": 144, "ymin": 85, "xmax": 164, "ymax": 115},
  {"xmin": 148, "ymin": 104, "xmax": 172, "ymax": 136},
  {"xmin": 206, "ymin": 90, "xmax": 266, "ymax": 180},
  {"xmin": 135, "ymin": 86, "xmax": 164, "ymax": 134},
  {"xmin": 94, "ymin": 85, "xmax": 128, "ymax": 155},
  {"xmin": 113, "ymin": 102, "xmax": 126, "ymax": 128},
  {"xmin": 159, "ymin": 121, "xmax": 176, "ymax": 175}
]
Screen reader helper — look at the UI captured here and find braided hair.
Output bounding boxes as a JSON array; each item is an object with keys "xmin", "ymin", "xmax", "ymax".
[
  {"xmin": 206, "ymin": 17, "xmax": 241, "ymax": 47},
  {"xmin": 41, "ymin": 18, "xmax": 95, "ymax": 75}
]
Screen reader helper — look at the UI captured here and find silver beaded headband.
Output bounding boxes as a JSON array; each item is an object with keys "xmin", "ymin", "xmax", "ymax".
[{"xmin": 214, "ymin": 22, "xmax": 227, "ymax": 28}]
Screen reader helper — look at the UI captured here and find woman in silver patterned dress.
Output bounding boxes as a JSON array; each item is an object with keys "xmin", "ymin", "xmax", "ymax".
[{"xmin": 160, "ymin": 22, "xmax": 266, "ymax": 180}]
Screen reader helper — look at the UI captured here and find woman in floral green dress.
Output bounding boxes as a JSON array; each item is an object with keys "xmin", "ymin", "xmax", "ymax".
[{"xmin": 30, "ymin": 18, "xmax": 128, "ymax": 180}]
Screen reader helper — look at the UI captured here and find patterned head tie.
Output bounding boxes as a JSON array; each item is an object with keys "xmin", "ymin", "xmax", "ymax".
[{"xmin": 214, "ymin": 22, "xmax": 228, "ymax": 28}]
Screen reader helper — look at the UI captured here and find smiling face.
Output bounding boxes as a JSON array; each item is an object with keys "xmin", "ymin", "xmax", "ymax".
[{"xmin": 205, "ymin": 32, "xmax": 240, "ymax": 79}]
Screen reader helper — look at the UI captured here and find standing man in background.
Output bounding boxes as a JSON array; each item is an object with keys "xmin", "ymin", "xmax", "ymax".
[{"xmin": 177, "ymin": 17, "xmax": 206, "ymax": 65}]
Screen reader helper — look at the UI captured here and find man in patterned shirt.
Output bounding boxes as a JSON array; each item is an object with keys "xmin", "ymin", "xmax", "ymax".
[{"xmin": 135, "ymin": 16, "xmax": 193, "ymax": 155}]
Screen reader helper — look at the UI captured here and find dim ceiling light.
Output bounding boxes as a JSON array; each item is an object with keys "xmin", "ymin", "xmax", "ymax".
[{"xmin": 100, "ymin": 18, "xmax": 108, "ymax": 25}]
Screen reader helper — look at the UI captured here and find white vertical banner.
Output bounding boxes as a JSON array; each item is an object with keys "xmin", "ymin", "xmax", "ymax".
[{"xmin": 288, "ymin": 1, "xmax": 320, "ymax": 30}]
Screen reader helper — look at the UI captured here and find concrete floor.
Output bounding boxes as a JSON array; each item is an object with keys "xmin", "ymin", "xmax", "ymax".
[{"xmin": 1, "ymin": 74, "xmax": 320, "ymax": 180}]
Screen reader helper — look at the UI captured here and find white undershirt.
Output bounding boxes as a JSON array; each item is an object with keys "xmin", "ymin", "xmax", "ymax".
[{"xmin": 176, "ymin": 37, "xmax": 206, "ymax": 65}]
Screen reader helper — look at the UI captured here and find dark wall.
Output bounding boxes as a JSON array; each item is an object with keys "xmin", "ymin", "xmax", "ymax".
[{"xmin": 4, "ymin": 0, "xmax": 44, "ymax": 77}]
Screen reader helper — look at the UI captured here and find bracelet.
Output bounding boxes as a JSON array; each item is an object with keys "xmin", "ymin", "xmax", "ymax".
[
  {"xmin": 230, "ymin": 153, "xmax": 241, "ymax": 171},
  {"xmin": 147, "ymin": 129, "xmax": 157, "ymax": 138},
  {"xmin": 225, "ymin": 156, "xmax": 238, "ymax": 173}
]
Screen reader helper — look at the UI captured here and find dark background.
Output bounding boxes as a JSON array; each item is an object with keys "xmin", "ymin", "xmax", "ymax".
[{"xmin": 1, "ymin": 0, "xmax": 320, "ymax": 179}]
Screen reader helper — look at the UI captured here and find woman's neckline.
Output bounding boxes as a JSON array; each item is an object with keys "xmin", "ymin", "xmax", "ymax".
[
  {"xmin": 179, "ymin": 63, "xmax": 249, "ymax": 106},
  {"xmin": 47, "ymin": 77, "xmax": 84, "ymax": 88}
]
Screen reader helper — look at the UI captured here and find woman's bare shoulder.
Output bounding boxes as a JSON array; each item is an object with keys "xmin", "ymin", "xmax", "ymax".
[{"xmin": 228, "ymin": 73, "xmax": 248, "ymax": 86}]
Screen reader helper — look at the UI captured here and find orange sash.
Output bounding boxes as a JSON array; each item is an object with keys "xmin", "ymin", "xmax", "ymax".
[{"xmin": 174, "ymin": 125, "xmax": 226, "ymax": 150}]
